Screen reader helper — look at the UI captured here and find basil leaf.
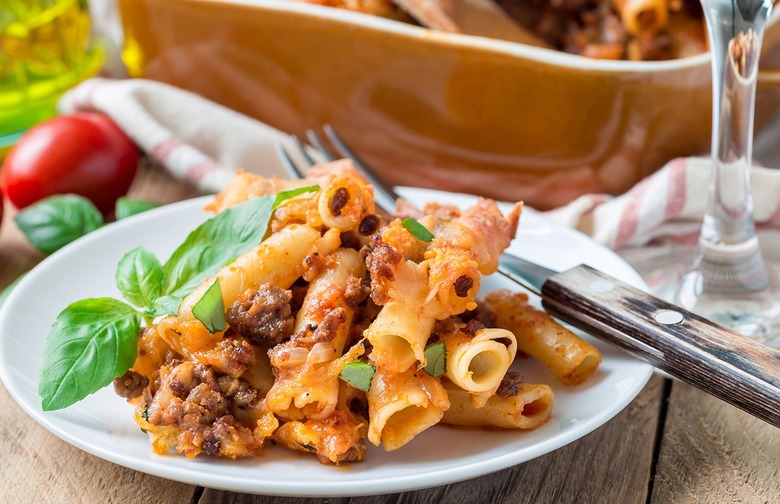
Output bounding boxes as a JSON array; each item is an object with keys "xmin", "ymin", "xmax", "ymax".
[
  {"xmin": 144, "ymin": 294, "xmax": 182, "ymax": 318},
  {"xmin": 402, "ymin": 217, "xmax": 434, "ymax": 243},
  {"xmin": 161, "ymin": 196, "xmax": 276, "ymax": 299},
  {"xmin": 273, "ymin": 185, "xmax": 320, "ymax": 209},
  {"xmin": 340, "ymin": 361, "xmax": 377, "ymax": 392},
  {"xmin": 116, "ymin": 247, "xmax": 164, "ymax": 308},
  {"xmin": 0, "ymin": 273, "xmax": 26, "ymax": 310},
  {"xmin": 192, "ymin": 280, "xmax": 226, "ymax": 334},
  {"xmin": 15, "ymin": 195, "xmax": 104, "ymax": 255},
  {"xmin": 116, "ymin": 198, "xmax": 159, "ymax": 220},
  {"xmin": 39, "ymin": 298, "xmax": 141, "ymax": 411},
  {"xmin": 423, "ymin": 341, "xmax": 447, "ymax": 377}
]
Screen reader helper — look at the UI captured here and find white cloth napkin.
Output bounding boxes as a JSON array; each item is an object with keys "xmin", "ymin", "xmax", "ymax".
[{"xmin": 58, "ymin": 77, "xmax": 780, "ymax": 288}]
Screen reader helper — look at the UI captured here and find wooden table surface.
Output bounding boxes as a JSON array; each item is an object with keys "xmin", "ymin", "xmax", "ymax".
[{"xmin": 1, "ymin": 165, "xmax": 778, "ymax": 504}]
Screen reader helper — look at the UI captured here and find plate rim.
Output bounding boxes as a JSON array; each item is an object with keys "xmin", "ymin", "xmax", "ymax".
[{"xmin": 0, "ymin": 193, "xmax": 653, "ymax": 497}]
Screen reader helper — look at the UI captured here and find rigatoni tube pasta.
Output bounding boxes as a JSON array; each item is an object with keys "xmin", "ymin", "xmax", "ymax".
[
  {"xmin": 101, "ymin": 159, "xmax": 604, "ymax": 465},
  {"xmin": 484, "ymin": 289, "xmax": 602, "ymax": 386},
  {"xmin": 442, "ymin": 327, "xmax": 518, "ymax": 408}
]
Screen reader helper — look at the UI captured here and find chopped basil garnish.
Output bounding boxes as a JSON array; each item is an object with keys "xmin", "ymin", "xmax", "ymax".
[
  {"xmin": 402, "ymin": 217, "xmax": 434, "ymax": 243},
  {"xmin": 340, "ymin": 361, "xmax": 377, "ymax": 392},
  {"xmin": 423, "ymin": 341, "xmax": 447, "ymax": 377},
  {"xmin": 192, "ymin": 279, "xmax": 226, "ymax": 334},
  {"xmin": 273, "ymin": 185, "xmax": 320, "ymax": 209}
]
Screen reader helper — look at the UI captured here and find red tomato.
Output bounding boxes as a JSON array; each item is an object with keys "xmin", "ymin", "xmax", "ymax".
[{"xmin": 0, "ymin": 113, "xmax": 139, "ymax": 214}]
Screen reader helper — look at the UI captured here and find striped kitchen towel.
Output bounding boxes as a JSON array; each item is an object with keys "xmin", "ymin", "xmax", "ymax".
[
  {"xmin": 545, "ymin": 157, "xmax": 780, "ymax": 250},
  {"xmin": 58, "ymin": 77, "xmax": 289, "ymax": 194}
]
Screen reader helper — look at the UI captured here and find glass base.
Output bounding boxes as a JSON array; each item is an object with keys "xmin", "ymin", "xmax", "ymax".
[
  {"xmin": 675, "ymin": 257, "xmax": 780, "ymax": 347},
  {"xmin": 621, "ymin": 240, "xmax": 780, "ymax": 348}
]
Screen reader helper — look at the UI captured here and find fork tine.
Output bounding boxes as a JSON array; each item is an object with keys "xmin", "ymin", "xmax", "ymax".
[
  {"xmin": 275, "ymin": 142, "xmax": 307, "ymax": 180},
  {"xmin": 323, "ymin": 124, "xmax": 400, "ymax": 214},
  {"xmin": 293, "ymin": 135, "xmax": 317, "ymax": 168},
  {"xmin": 306, "ymin": 130, "xmax": 337, "ymax": 162}
]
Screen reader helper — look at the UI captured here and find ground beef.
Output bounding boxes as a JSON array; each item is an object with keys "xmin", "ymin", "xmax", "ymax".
[
  {"xmin": 339, "ymin": 231, "xmax": 364, "ymax": 251},
  {"xmin": 328, "ymin": 187, "xmax": 350, "ymax": 216},
  {"xmin": 113, "ymin": 370, "xmax": 149, "ymax": 399},
  {"xmin": 462, "ymin": 319, "xmax": 485, "ymax": 338},
  {"xmin": 214, "ymin": 337, "xmax": 256, "ymax": 378},
  {"xmin": 496, "ymin": 371, "xmax": 525, "ymax": 398},
  {"xmin": 358, "ymin": 214, "xmax": 380, "ymax": 235},
  {"xmin": 366, "ymin": 235, "xmax": 402, "ymax": 304},
  {"xmin": 293, "ymin": 308, "xmax": 347, "ymax": 345},
  {"xmin": 226, "ymin": 283, "xmax": 295, "ymax": 346},
  {"xmin": 461, "ymin": 303, "xmax": 497, "ymax": 329},
  {"xmin": 344, "ymin": 274, "xmax": 370, "ymax": 307},
  {"xmin": 453, "ymin": 275, "xmax": 474, "ymax": 297}
]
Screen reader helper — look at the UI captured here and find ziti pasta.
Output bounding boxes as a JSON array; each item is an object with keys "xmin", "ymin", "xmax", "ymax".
[{"xmin": 42, "ymin": 159, "xmax": 603, "ymax": 465}]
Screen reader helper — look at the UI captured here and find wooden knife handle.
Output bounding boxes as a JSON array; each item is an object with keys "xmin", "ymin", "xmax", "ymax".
[{"xmin": 541, "ymin": 264, "xmax": 780, "ymax": 429}]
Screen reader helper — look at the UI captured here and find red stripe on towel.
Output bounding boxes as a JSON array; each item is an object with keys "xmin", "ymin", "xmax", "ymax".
[
  {"xmin": 664, "ymin": 159, "xmax": 687, "ymax": 221},
  {"xmin": 614, "ymin": 178, "xmax": 651, "ymax": 248},
  {"xmin": 150, "ymin": 137, "xmax": 185, "ymax": 165}
]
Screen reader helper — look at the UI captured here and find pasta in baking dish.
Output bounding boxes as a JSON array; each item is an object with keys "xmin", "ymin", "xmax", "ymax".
[{"xmin": 118, "ymin": 159, "xmax": 602, "ymax": 464}]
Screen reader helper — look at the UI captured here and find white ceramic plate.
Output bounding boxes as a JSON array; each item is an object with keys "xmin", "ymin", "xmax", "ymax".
[{"xmin": 0, "ymin": 189, "xmax": 652, "ymax": 497}]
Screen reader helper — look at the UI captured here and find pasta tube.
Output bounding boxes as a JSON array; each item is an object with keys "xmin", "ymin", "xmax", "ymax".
[
  {"xmin": 441, "ymin": 379, "xmax": 553, "ymax": 430},
  {"xmin": 265, "ymin": 248, "xmax": 365, "ymax": 420},
  {"xmin": 363, "ymin": 299, "xmax": 435, "ymax": 372},
  {"xmin": 367, "ymin": 367, "xmax": 450, "ymax": 451},
  {"xmin": 443, "ymin": 327, "xmax": 517, "ymax": 407},
  {"xmin": 155, "ymin": 224, "xmax": 341, "ymax": 375},
  {"xmin": 613, "ymin": 0, "xmax": 669, "ymax": 35},
  {"xmin": 484, "ymin": 290, "xmax": 602, "ymax": 385},
  {"xmin": 273, "ymin": 410, "xmax": 367, "ymax": 464},
  {"xmin": 423, "ymin": 248, "xmax": 480, "ymax": 318},
  {"xmin": 206, "ymin": 160, "xmax": 375, "ymax": 233}
]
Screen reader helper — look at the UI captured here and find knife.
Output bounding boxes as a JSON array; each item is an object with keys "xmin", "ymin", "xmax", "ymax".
[{"xmin": 498, "ymin": 253, "xmax": 780, "ymax": 429}]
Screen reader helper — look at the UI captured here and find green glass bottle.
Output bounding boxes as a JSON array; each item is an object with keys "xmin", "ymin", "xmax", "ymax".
[{"xmin": 0, "ymin": 0, "xmax": 104, "ymax": 148}]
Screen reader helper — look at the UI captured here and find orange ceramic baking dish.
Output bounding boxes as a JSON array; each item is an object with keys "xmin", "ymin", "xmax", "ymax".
[{"xmin": 117, "ymin": 0, "xmax": 780, "ymax": 209}]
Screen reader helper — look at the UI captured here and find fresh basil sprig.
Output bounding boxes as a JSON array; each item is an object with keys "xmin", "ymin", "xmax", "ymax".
[
  {"xmin": 161, "ymin": 196, "xmax": 276, "ymax": 300},
  {"xmin": 39, "ymin": 298, "xmax": 141, "ymax": 411},
  {"xmin": 423, "ymin": 341, "xmax": 447, "ymax": 377},
  {"xmin": 402, "ymin": 217, "xmax": 434, "ymax": 243},
  {"xmin": 39, "ymin": 189, "xmax": 314, "ymax": 411},
  {"xmin": 192, "ymin": 280, "xmax": 226, "ymax": 334},
  {"xmin": 115, "ymin": 198, "xmax": 160, "ymax": 220},
  {"xmin": 16, "ymin": 195, "xmax": 103, "ymax": 255},
  {"xmin": 116, "ymin": 247, "xmax": 164, "ymax": 309}
]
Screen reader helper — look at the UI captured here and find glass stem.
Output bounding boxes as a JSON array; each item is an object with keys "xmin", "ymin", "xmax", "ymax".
[{"xmin": 697, "ymin": 0, "xmax": 773, "ymax": 292}]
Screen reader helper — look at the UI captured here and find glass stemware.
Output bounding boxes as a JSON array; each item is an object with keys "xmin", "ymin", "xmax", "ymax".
[{"xmin": 675, "ymin": 0, "xmax": 780, "ymax": 345}]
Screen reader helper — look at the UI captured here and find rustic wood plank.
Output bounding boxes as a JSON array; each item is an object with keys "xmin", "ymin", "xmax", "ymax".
[
  {"xmin": 651, "ymin": 381, "xmax": 780, "ymax": 504},
  {"xmin": 199, "ymin": 375, "xmax": 665, "ymax": 504},
  {"xmin": 0, "ymin": 382, "xmax": 198, "ymax": 504}
]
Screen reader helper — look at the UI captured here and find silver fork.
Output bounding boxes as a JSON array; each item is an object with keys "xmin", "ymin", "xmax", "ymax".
[
  {"xmin": 274, "ymin": 125, "xmax": 780, "ymax": 429},
  {"xmin": 274, "ymin": 124, "xmax": 549, "ymax": 290}
]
